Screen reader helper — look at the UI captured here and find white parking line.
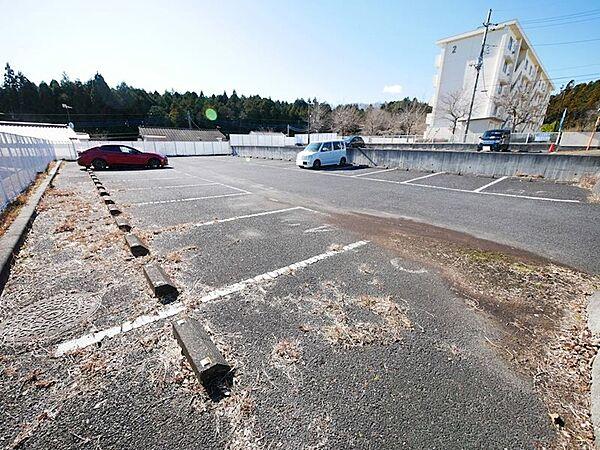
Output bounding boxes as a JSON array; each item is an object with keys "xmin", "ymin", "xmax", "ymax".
[
  {"xmin": 402, "ymin": 172, "xmax": 445, "ymax": 184},
  {"xmin": 191, "ymin": 206, "xmax": 313, "ymax": 227},
  {"xmin": 118, "ymin": 182, "xmax": 219, "ymax": 192},
  {"xmin": 472, "ymin": 176, "xmax": 509, "ymax": 193},
  {"xmin": 352, "ymin": 167, "xmax": 397, "ymax": 177},
  {"xmin": 172, "ymin": 168, "xmax": 252, "ymax": 194},
  {"xmin": 54, "ymin": 240, "xmax": 369, "ymax": 356},
  {"xmin": 406, "ymin": 182, "xmax": 580, "ymax": 203},
  {"xmin": 194, "ymin": 159, "xmax": 583, "ymax": 203},
  {"xmin": 99, "ymin": 177, "xmax": 183, "ymax": 182},
  {"xmin": 131, "ymin": 192, "xmax": 250, "ymax": 206}
]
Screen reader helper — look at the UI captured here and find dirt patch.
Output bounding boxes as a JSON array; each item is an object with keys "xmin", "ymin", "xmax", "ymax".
[{"xmin": 328, "ymin": 211, "xmax": 600, "ymax": 449}]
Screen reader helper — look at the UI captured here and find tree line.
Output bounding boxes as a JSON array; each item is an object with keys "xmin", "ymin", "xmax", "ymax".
[
  {"xmin": 543, "ymin": 79, "xmax": 600, "ymax": 131},
  {"xmin": 0, "ymin": 64, "xmax": 430, "ymax": 138}
]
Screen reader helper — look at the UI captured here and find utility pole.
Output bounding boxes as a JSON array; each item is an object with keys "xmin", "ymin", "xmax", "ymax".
[
  {"xmin": 463, "ymin": 9, "xmax": 495, "ymax": 143},
  {"xmin": 585, "ymin": 108, "xmax": 599, "ymax": 151},
  {"xmin": 550, "ymin": 108, "xmax": 567, "ymax": 152}
]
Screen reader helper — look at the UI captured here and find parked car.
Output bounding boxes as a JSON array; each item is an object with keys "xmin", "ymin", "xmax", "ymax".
[
  {"xmin": 477, "ymin": 129, "xmax": 511, "ymax": 152},
  {"xmin": 344, "ymin": 135, "xmax": 366, "ymax": 149},
  {"xmin": 77, "ymin": 145, "xmax": 168, "ymax": 170},
  {"xmin": 296, "ymin": 141, "xmax": 347, "ymax": 169}
]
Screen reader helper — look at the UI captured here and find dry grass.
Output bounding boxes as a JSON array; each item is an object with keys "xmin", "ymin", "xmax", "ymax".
[
  {"xmin": 0, "ymin": 163, "xmax": 54, "ymax": 237},
  {"xmin": 217, "ymin": 389, "xmax": 264, "ymax": 450},
  {"xmin": 588, "ymin": 194, "xmax": 600, "ymax": 204},
  {"xmin": 271, "ymin": 339, "xmax": 302, "ymax": 365},
  {"xmin": 317, "ymin": 289, "xmax": 412, "ymax": 348},
  {"xmin": 577, "ymin": 174, "xmax": 599, "ymax": 190},
  {"xmin": 327, "ymin": 243, "xmax": 343, "ymax": 252}
]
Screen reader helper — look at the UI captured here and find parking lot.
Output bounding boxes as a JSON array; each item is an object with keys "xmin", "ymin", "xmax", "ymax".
[{"xmin": 1, "ymin": 156, "xmax": 599, "ymax": 449}]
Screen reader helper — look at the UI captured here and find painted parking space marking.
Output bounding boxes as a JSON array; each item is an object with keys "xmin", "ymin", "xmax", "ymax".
[
  {"xmin": 98, "ymin": 176, "xmax": 184, "ymax": 182},
  {"xmin": 352, "ymin": 167, "xmax": 397, "ymax": 177},
  {"xmin": 203, "ymin": 159, "xmax": 583, "ymax": 203},
  {"xmin": 304, "ymin": 224, "xmax": 335, "ymax": 233},
  {"xmin": 54, "ymin": 240, "xmax": 369, "ymax": 356},
  {"xmin": 402, "ymin": 172, "xmax": 445, "ymax": 184},
  {"xmin": 406, "ymin": 182, "xmax": 581, "ymax": 203},
  {"xmin": 117, "ymin": 182, "xmax": 219, "ymax": 192},
  {"xmin": 191, "ymin": 206, "xmax": 316, "ymax": 227},
  {"xmin": 172, "ymin": 168, "xmax": 252, "ymax": 194},
  {"xmin": 472, "ymin": 176, "xmax": 509, "ymax": 193},
  {"xmin": 131, "ymin": 192, "xmax": 251, "ymax": 206}
]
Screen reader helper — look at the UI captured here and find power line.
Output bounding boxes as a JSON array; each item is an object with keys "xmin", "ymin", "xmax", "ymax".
[
  {"xmin": 523, "ymin": 15, "xmax": 600, "ymax": 30},
  {"xmin": 548, "ymin": 63, "xmax": 600, "ymax": 72},
  {"xmin": 519, "ymin": 8, "xmax": 600, "ymax": 24},
  {"xmin": 535, "ymin": 37, "xmax": 600, "ymax": 46}
]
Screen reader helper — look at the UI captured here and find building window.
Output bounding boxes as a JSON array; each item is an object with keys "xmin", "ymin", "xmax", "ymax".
[
  {"xmin": 503, "ymin": 61, "xmax": 508, "ymax": 73},
  {"xmin": 497, "ymin": 85, "xmax": 503, "ymax": 95},
  {"xmin": 508, "ymin": 37, "xmax": 513, "ymax": 51},
  {"xmin": 525, "ymin": 60, "xmax": 528, "ymax": 70}
]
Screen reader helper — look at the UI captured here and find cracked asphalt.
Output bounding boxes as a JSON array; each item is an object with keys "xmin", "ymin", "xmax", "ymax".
[{"xmin": 1, "ymin": 156, "xmax": 598, "ymax": 449}]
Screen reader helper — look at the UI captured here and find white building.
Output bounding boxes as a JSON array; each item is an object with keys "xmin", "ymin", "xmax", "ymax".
[{"xmin": 425, "ymin": 20, "xmax": 554, "ymax": 141}]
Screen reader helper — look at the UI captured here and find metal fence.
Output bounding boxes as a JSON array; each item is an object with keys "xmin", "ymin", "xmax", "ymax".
[{"xmin": 0, "ymin": 132, "xmax": 56, "ymax": 212}]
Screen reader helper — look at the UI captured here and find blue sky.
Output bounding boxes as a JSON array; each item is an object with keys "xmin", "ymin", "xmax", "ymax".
[{"xmin": 1, "ymin": 0, "xmax": 599, "ymax": 104}]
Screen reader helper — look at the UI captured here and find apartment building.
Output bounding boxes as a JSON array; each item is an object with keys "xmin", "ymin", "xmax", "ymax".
[{"xmin": 425, "ymin": 20, "xmax": 554, "ymax": 140}]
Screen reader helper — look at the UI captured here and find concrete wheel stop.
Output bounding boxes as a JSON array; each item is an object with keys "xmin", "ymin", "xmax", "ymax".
[
  {"xmin": 143, "ymin": 263, "xmax": 178, "ymax": 299},
  {"xmin": 108, "ymin": 205, "xmax": 121, "ymax": 216},
  {"xmin": 125, "ymin": 233, "xmax": 149, "ymax": 256},
  {"xmin": 114, "ymin": 217, "xmax": 132, "ymax": 232},
  {"xmin": 172, "ymin": 317, "xmax": 232, "ymax": 387}
]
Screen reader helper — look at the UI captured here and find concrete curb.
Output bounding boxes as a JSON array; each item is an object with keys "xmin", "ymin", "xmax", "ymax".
[
  {"xmin": 143, "ymin": 263, "xmax": 178, "ymax": 299},
  {"xmin": 103, "ymin": 196, "xmax": 115, "ymax": 205},
  {"xmin": 587, "ymin": 291, "xmax": 600, "ymax": 448},
  {"xmin": 172, "ymin": 317, "xmax": 231, "ymax": 385},
  {"xmin": 0, "ymin": 161, "xmax": 62, "ymax": 294}
]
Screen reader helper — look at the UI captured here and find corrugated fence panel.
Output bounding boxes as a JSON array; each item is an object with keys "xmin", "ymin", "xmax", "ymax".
[{"xmin": 0, "ymin": 132, "xmax": 56, "ymax": 212}]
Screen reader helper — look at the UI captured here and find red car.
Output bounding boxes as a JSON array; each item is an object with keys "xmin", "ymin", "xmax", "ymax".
[{"xmin": 77, "ymin": 145, "xmax": 168, "ymax": 170}]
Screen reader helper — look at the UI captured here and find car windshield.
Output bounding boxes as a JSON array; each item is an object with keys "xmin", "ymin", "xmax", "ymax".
[
  {"xmin": 483, "ymin": 131, "xmax": 505, "ymax": 139},
  {"xmin": 304, "ymin": 143, "xmax": 321, "ymax": 152}
]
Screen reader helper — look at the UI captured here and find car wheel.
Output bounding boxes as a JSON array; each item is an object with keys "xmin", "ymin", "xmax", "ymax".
[
  {"xmin": 148, "ymin": 158, "xmax": 160, "ymax": 169},
  {"xmin": 91, "ymin": 159, "xmax": 107, "ymax": 170},
  {"xmin": 339, "ymin": 157, "xmax": 347, "ymax": 166},
  {"xmin": 313, "ymin": 159, "xmax": 321, "ymax": 169}
]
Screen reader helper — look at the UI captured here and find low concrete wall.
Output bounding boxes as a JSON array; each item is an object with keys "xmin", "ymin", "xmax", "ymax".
[
  {"xmin": 349, "ymin": 148, "xmax": 600, "ymax": 182},
  {"xmin": 365, "ymin": 142, "xmax": 598, "ymax": 152},
  {"xmin": 232, "ymin": 145, "xmax": 299, "ymax": 161},
  {"xmin": 232, "ymin": 145, "xmax": 600, "ymax": 182},
  {"xmin": 364, "ymin": 142, "xmax": 552, "ymax": 152}
]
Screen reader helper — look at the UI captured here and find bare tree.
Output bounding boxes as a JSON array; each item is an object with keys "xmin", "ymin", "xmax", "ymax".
[
  {"xmin": 361, "ymin": 106, "xmax": 391, "ymax": 135},
  {"xmin": 495, "ymin": 87, "xmax": 545, "ymax": 132},
  {"xmin": 331, "ymin": 105, "xmax": 362, "ymax": 135},
  {"xmin": 390, "ymin": 102, "xmax": 428, "ymax": 135},
  {"xmin": 438, "ymin": 89, "xmax": 470, "ymax": 136},
  {"xmin": 308, "ymin": 100, "xmax": 331, "ymax": 132}
]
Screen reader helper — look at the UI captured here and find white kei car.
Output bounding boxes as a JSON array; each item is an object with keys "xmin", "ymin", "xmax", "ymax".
[{"xmin": 296, "ymin": 141, "xmax": 347, "ymax": 169}]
